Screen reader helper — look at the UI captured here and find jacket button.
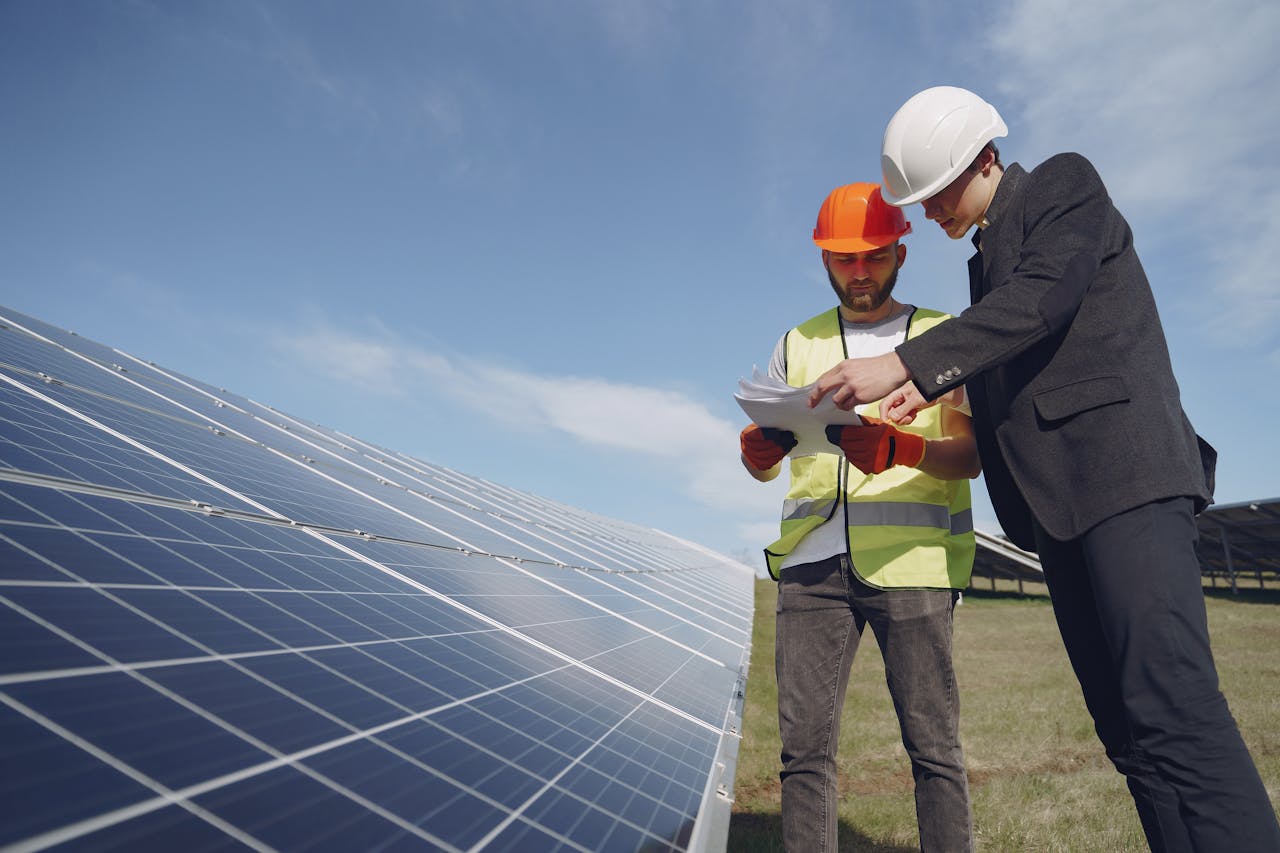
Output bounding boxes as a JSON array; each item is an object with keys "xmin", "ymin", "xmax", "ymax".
[{"xmin": 935, "ymin": 375, "xmax": 945, "ymax": 385}]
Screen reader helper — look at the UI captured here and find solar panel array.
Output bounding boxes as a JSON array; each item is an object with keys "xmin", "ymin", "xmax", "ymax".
[
  {"xmin": 1195, "ymin": 497, "xmax": 1280, "ymax": 592},
  {"xmin": 970, "ymin": 529, "xmax": 1041, "ymax": 589},
  {"xmin": 0, "ymin": 305, "xmax": 755, "ymax": 852}
]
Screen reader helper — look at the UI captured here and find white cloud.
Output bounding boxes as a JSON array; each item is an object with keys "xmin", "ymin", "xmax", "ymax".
[
  {"xmin": 989, "ymin": 0, "xmax": 1280, "ymax": 346},
  {"xmin": 275, "ymin": 321, "xmax": 782, "ymax": 522}
]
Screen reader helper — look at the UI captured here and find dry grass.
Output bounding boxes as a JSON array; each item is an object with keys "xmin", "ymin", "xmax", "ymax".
[{"xmin": 728, "ymin": 579, "xmax": 1280, "ymax": 852}]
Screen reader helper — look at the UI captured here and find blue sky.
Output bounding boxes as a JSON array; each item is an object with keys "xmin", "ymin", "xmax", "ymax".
[{"xmin": 2, "ymin": 1, "xmax": 1278, "ymax": 568}]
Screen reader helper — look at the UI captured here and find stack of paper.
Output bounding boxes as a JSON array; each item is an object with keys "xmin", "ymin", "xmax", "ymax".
[{"xmin": 734, "ymin": 367, "xmax": 865, "ymax": 457}]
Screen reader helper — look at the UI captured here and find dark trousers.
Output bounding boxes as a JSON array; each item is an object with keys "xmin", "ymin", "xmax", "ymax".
[
  {"xmin": 1034, "ymin": 496, "xmax": 1280, "ymax": 852},
  {"xmin": 775, "ymin": 554, "xmax": 972, "ymax": 852}
]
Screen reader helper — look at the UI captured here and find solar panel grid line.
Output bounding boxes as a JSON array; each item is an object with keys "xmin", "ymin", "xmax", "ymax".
[
  {"xmin": 5, "ymin": 326, "xmax": 565, "ymax": 558},
  {"xmin": 64, "ymin": 369, "xmax": 608, "ymax": 566},
  {"xmin": 381, "ymin": 534, "xmax": 742, "ymax": 668},
  {"xmin": 341, "ymin": 484, "xmax": 751, "ymax": 649},
  {"xmin": 283, "ymin": 527, "xmax": 729, "ymax": 734},
  {"xmin": 354, "ymin": 528, "xmax": 738, "ymax": 670},
  {"xmin": 340, "ymin": 468, "xmax": 644, "ymax": 573},
  {"xmin": 0, "ymin": 524, "xmax": 540, "ymax": 696},
  {"xmin": 0, "ymin": 619, "xmax": 507, "ymax": 692},
  {"xmin": 0, "ymin": 316, "xmax": 294, "ymax": 449},
  {"xmin": 295, "ymin": 430, "xmax": 681, "ymax": 568},
  {"xmin": 0, "ymin": 369, "xmax": 298, "ymax": 524},
  {"xmin": 35, "ymin": 341, "xmax": 711, "ymax": 584},
  {"xmin": 355, "ymin": 444, "xmax": 677, "ymax": 556},
  {"xmin": 0, "ymin": 345, "xmax": 529, "ymax": 558},
  {"xmin": 11, "ymin": 545, "xmax": 593, "ymax": 742},
  {"xmin": 578, "ymin": 575, "xmax": 746, "ymax": 649},
  {"xmin": 609, "ymin": 570, "xmax": 752, "ymax": 636},
  {"xmin": 476, "ymin": 580, "xmax": 730, "ymax": 673},
  {"xmin": 0, "ymin": 491, "xmax": 732, "ymax": 829},
  {"xmin": 2, "ymin": 558, "xmax": 721, "ymax": 845},
  {"xmin": 483, "ymin": 701, "xmax": 721, "ymax": 850},
  {"xmin": 4, "ymin": 549, "xmax": 451, "ymax": 714},
  {"xmin": 12, "ymin": 630, "xmax": 732, "ymax": 850},
  {"xmin": 2, "ymin": 417, "xmax": 660, "ymax": 584},
  {"xmin": 3, "ymin": 676, "xmax": 480, "ymax": 853},
  {"xmin": 0, "ymin": 692, "xmax": 279, "ymax": 853},
  {"xmin": 0, "ymin": 380, "xmax": 232, "ymax": 508},
  {"xmin": 475, "ymin": 679, "xmax": 715, "ymax": 849},
  {"xmin": 465, "ymin": 700, "xmax": 665, "ymax": 852},
  {"xmin": 90, "ymin": 354, "xmax": 593, "ymax": 571},
  {"xmin": 335, "ymin": 484, "xmax": 747, "ymax": 845},
  {"xmin": 0, "ymin": 358, "xmax": 235, "ymax": 450},
  {"xmin": 624, "ymin": 537, "xmax": 752, "ymax": 625},
  {"xmin": 0, "ymin": 469, "xmax": 248, "ymax": 523},
  {"xmin": 0, "ymin": 330, "xmax": 283, "ymax": 463},
  {"xmin": 0, "ymin": 492, "xmax": 431, "ymax": 612},
  {"xmin": 0, "ymin": 305, "xmax": 753, "ymax": 852},
  {"xmin": 372, "ymin": 461, "xmax": 734, "ymax": 598},
  {"xmin": 3, "ymin": 565, "xmax": 625, "ymax": 850},
  {"xmin": 400, "ymin": 476, "xmax": 683, "ymax": 575},
  {"xmin": 2, "ymin": 484, "xmax": 747, "ymax": 691}
]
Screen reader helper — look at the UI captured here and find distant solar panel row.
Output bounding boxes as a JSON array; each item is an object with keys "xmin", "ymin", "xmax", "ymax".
[{"xmin": 0, "ymin": 306, "xmax": 754, "ymax": 852}]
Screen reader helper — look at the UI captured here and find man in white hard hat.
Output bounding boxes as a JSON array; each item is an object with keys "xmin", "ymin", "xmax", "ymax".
[
  {"xmin": 740, "ymin": 182, "xmax": 980, "ymax": 852},
  {"xmin": 807, "ymin": 86, "xmax": 1280, "ymax": 852}
]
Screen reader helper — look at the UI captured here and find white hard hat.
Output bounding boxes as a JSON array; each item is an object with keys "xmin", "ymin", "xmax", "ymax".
[{"xmin": 880, "ymin": 86, "xmax": 1007, "ymax": 207}]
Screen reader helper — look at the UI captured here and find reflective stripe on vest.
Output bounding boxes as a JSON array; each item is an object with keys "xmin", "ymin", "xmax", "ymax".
[{"xmin": 783, "ymin": 498, "xmax": 974, "ymax": 535}]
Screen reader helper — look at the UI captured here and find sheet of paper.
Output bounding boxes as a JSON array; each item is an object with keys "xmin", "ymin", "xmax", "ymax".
[{"xmin": 735, "ymin": 366, "xmax": 865, "ymax": 457}]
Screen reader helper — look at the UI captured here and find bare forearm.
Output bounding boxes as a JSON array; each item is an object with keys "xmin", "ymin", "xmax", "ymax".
[
  {"xmin": 918, "ymin": 437, "xmax": 981, "ymax": 480},
  {"xmin": 917, "ymin": 408, "xmax": 981, "ymax": 480}
]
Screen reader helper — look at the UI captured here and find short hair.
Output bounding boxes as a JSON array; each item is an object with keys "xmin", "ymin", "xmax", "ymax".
[{"xmin": 966, "ymin": 141, "xmax": 1002, "ymax": 172}]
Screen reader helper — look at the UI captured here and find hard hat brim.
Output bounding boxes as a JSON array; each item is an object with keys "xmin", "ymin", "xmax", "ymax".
[
  {"xmin": 881, "ymin": 184, "xmax": 933, "ymax": 208},
  {"xmin": 814, "ymin": 227, "xmax": 910, "ymax": 254}
]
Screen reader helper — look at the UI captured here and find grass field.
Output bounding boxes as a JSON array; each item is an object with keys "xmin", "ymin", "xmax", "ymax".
[{"xmin": 728, "ymin": 579, "xmax": 1280, "ymax": 852}]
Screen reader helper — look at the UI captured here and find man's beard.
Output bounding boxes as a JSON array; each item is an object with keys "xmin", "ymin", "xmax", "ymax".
[{"xmin": 828, "ymin": 265, "xmax": 898, "ymax": 314}]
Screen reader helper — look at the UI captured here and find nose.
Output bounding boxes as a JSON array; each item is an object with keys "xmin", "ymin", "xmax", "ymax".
[
  {"xmin": 922, "ymin": 197, "xmax": 942, "ymax": 220},
  {"xmin": 850, "ymin": 257, "xmax": 871, "ymax": 278}
]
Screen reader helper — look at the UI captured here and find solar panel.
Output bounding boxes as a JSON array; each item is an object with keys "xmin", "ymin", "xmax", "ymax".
[
  {"xmin": 970, "ymin": 529, "xmax": 1042, "ymax": 589},
  {"xmin": 1195, "ymin": 497, "xmax": 1280, "ymax": 591},
  {"xmin": 0, "ymin": 305, "xmax": 754, "ymax": 852}
]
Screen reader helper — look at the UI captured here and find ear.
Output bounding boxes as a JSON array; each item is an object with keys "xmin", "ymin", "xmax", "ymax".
[
  {"xmin": 821, "ymin": 249, "xmax": 831, "ymax": 269},
  {"xmin": 896, "ymin": 243, "xmax": 907, "ymax": 268},
  {"xmin": 976, "ymin": 144, "xmax": 997, "ymax": 176}
]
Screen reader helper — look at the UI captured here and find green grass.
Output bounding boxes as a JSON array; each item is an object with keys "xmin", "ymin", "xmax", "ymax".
[{"xmin": 728, "ymin": 579, "xmax": 1280, "ymax": 852}]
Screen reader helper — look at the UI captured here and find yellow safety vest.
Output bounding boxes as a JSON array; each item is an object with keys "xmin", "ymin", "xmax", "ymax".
[{"xmin": 764, "ymin": 307, "xmax": 975, "ymax": 588}]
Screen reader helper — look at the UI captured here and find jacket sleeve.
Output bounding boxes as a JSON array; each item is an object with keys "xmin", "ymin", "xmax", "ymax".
[{"xmin": 896, "ymin": 153, "xmax": 1110, "ymax": 399}]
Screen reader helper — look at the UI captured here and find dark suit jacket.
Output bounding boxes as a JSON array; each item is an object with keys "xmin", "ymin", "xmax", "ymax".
[{"xmin": 895, "ymin": 153, "xmax": 1213, "ymax": 551}]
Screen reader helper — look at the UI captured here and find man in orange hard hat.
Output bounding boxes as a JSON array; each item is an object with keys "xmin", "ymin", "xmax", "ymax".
[
  {"xmin": 740, "ymin": 182, "xmax": 981, "ymax": 852},
  {"xmin": 809, "ymin": 86, "xmax": 1280, "ymax": 852}
]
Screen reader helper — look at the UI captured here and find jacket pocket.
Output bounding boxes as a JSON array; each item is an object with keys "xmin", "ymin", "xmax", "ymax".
[{"xmin": 1033, "ymin": 375, "xmax": 1129, "ymax": 422}]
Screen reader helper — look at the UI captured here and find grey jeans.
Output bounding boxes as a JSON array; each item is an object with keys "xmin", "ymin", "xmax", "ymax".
[{"xmin": 775, "ymin": 553, "xmax": 972, "ymax": 852}]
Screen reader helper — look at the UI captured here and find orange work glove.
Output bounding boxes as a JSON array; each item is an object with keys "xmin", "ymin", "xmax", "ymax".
[
  {"xmin": 740, "ymin": 424, "xmax": 797, "ymax": 470},
  {"xmin": 825, "ymin": 417, "xmax": 925, "ymax": 474}
]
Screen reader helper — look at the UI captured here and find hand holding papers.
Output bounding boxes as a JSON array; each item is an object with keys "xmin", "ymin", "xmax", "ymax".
[{"xmin": 735, "ymin": 367, "xmax": 864, "ymax": 457}]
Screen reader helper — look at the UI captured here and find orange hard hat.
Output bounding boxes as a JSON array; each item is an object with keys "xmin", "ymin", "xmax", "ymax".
[{"xmin": 812, "ymin": 182, "xmax": 912, "ymax": 252}]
